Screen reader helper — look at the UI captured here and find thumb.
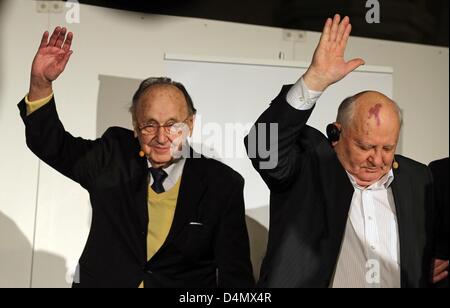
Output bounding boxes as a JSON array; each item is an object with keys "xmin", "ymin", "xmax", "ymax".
[
  {"xmin": 61, "ymin": 50, "xmax": 73, "ymax": 70},
  {"xmin": 64, "ymin": 50, "xmax": 73, "ymax": 64},
  {"xmin": 345, "ymin": 58, "xmax": 365, "ymax": 74}
]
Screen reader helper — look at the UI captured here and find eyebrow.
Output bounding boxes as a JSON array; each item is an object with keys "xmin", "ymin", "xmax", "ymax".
[
  {"xmin": 141, "ymin": 117, "xmax": 180, "ymax": 125},
  {"xmin": 356, "ymin": 141, "xmax": 395, "ymax": 149},
  {"xmin": 356, "ymin": 141, "xmax": 374, "ymax": 148}
]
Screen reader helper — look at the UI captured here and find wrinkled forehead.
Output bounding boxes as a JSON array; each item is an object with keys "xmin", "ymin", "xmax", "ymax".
[
  {"xmin": 347, "ymin": 94, "xmax": 398, "ymax": 136},
  {"xmin": 137, "ymin": 85, "xmax": 189, "ymax": 114},
  {"xmin": 141, "ymin": 85, "xmax": 186, "ymax": 104},
  {"xmin": 350, "ymin": 106, "xmax": 400, "ymax": 142},
  {"xmin": 354, "ymin": 93, "xmax": 400, "ymax": 124}
]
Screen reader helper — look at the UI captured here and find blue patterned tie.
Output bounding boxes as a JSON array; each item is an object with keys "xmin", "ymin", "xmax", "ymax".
[{"xmin": 149, "ymin": 168, "xmax": 168, "ymax": 194}]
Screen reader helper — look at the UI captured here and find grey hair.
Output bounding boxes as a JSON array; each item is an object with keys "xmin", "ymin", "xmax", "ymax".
[
  {"xmin": 336, "ymin": 91, "xmax": 403, "ymax": 129},
  {"xmin": 129, "ymin": 77, "xmax": 197, "ymax": 119}
]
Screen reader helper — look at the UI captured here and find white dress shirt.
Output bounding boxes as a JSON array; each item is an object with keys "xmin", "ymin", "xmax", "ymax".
[
  {"xmin": 286, "ymin": 77, "xmax": 323, "ymax": 110},
  {"xmin": 287, "ymin": 78, "xmax": 401, "ymax": 288},
  {"xmin": 148, "ymin": 158, "xmax": 186, "ymax": 191},
  {"xmin": 332, "ymin": 171, "xmax": 400, "ymax": 288}
]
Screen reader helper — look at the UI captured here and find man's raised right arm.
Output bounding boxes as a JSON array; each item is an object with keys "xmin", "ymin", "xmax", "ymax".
[
  {"xmin": 244, "ymin": 15, "xmax": 365, "ymax": 191},
  {"xmin": 19, "ymin": 27, "xmax": 111, "ymax": 189},
  {"xmin": 25, "ymin": 27, "xmax": 73, "ymax": 113}
]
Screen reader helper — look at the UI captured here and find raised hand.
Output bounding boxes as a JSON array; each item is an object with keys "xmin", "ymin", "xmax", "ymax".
[
  {"xmin": 432, "ymin": 259, "xmax": 449, "ymax": 284},
  {"xmin": 29, "ymin": 27, "xmax": 73, "ymax": 101},
  {"xmin": 303, "ymin": 14, "xmax": 365, "ymax": 92}
]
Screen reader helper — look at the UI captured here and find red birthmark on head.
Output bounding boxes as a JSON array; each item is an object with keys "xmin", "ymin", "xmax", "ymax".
[{"xmin": 368, "ymin": 104, "xmax": 382, "ymax": 126}]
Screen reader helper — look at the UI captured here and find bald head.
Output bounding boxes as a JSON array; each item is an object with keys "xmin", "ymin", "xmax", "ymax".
[
  {"xmin": 351, "ymin": 91, "xmax": 401, "ymax": 136},
  {"xmin": 338, "ymin": 91, "xmax": 402, "ymax": 132},
  {"xmin": 130, "ymin": 77, "xmax": 197, "ymax": 121}
]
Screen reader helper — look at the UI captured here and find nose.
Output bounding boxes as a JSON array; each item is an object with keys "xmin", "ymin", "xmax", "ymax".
[
  {"xmin": 369, "ymin": 148, "xmax": 383, "ymax": 167},
  {"xmin": 156, "ymin": 127, "xmax": 168, "ymax": 144}
]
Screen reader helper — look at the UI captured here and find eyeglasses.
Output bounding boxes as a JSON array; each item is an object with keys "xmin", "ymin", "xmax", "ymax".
[{"xmin": 138, "ymin": 116, "xmax": 191, "ymax": 136}]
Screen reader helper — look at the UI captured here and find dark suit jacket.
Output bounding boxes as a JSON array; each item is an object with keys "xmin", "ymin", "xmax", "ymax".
[
  {"xmin": 429, "ymin": 158, "xmax": 449, "ymax": 288},
  {"xmin": 245, "ymin": 86, "xmax": 434, "ymax": 288},
  {"xmin": 19, "ymin": 97, "xmax": 254, "ymax": 288}
]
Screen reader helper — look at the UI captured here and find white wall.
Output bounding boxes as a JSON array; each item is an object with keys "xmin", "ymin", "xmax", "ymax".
[{"xmin": 0, "ymin": 0, "xmax": 448, "ymax": 287}]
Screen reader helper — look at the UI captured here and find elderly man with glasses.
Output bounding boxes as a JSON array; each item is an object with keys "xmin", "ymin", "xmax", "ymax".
[{"xmin": 18, "ymin": 27, "xmax": 254, "ymax": 288}]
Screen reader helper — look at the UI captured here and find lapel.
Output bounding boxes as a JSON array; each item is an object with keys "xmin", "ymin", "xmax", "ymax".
[
  {"xmin": 390, "ymin": 158, "xmax": 414, "ymax": 288},
  {"xmin": 132, "ymin": 148, "xmax": 208, "ymax": 238},
  {"xmin": 131, "ymin": 144, "xmax": 151, "ymax": 237},
  {"xmin": 316, "ymin": 141, "xmax": 354, "ymax": 244},
  {"xmin": 135, "ymin": 146, "xmax": 208, "ymax": 261},
  {"xmin": 164, "ymin": 151, "xmax": 208, "ymax": 245}
]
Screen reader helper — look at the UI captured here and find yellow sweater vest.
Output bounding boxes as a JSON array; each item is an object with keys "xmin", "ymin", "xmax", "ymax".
[{"xmin": 139, "ymin": 177, "xmax": 182, "ymax": 288}]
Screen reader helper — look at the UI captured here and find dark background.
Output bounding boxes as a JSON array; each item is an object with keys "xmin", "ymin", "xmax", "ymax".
[{"xmin": 71, "ymin": 0, "xmax": 448, "ymax": 47}]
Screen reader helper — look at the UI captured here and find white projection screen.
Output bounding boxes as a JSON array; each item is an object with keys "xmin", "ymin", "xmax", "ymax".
[{"xmin": 165, "ymin": 54, "xmax": 394, "ymax": 217}]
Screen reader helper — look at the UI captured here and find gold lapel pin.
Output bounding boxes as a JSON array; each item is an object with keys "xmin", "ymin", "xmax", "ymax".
[{"xmin": 393, "ymin": 161, "xmax": 399, "ymax": 170}]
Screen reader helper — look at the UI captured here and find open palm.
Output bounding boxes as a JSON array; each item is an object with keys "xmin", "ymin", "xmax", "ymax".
[
  {"xmin": 31, "ymin": 27, "xmax": 73, "ymax": 85},
  {"xmin": 304, "ymin": 15, "xmax": 365, "ymax": 91}
]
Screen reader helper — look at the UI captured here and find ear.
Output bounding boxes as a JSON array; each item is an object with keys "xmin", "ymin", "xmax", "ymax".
[
  {"xmin": 332, "ymin": 122, "xmax": 342, "ymax": 147},
  {"xmin": 188, "ymin": 115, "xmax": 196, "ymax": 137},
  {"xmin": 326, "ymin": 122, "xmax": 342, "ymax": 145},
  {"xmin": 132, "ymin": 120, "xmax": 139, "ymax": 138}
]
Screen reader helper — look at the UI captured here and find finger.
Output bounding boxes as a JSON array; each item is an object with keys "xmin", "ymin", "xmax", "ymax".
[
  {"xmin": 55, "ymin": 27, "xmax": 67, "ymax": 48},
  {"xmin": 433, "ymin": 271, "xmax": 448, "ymax": 284},
  {"xmin": 48, "ymin": 26, "xmax": 62, "ymax": 47},
  {"xmin": 38, "ymin": 31, "xmax": 49, "ymax": 49},
  {"xmin": 340, "ymin": 23, "xmax": 352, "ymax": 48},
  {"xmin": 336, "ymin": 16, "xmax": 350, "ymax": 43},
  {"xmin": 434, "ymin": 261, "xmax": 449, "ymax": 273},
  {"xmin": 434, "ymin": 260, "xmax": 449, "ymax": 268},
  {"xmin": 62, "ymin": 32, "xmax": 73, "ymax": 51},
  {"xmin": 319, "ymin": 17, "xmax": 333, "ymax": 44},
  {"xmin": 61, "ymin": 50, "xmax": 73, "ymax": 69},
  {"xmin": 345, "ymin": 58, "xmax": 365, "ymax": 74},
  {"xmin": 330, "ymin": 14, "xmax": 341, "ymax": 42}
]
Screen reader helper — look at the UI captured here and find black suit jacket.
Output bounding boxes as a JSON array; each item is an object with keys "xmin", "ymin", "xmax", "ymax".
[
  {"xmin": 245, "ymin": 86, "xmax": 434, "ymax": 288},
  {"xmin": 429, "ymin": 158, "xmax": 449, "ymax": 288},
  {"xmin": 19, "ymin": 97, "xmax": 254, "ymax": 288}
]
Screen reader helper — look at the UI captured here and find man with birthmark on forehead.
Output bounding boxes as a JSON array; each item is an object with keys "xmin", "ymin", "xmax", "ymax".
[{"xmin": 245, "ymin": 14, "xmax": 447, "ymax": 288}]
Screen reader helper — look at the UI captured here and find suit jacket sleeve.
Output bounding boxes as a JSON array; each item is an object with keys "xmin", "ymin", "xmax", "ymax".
[
  {"xmin": 18, "ymin": 96, "xmax": 113, "ymax": 190},
  {"xmin": 429, "ymin": 159, "xmax": 449, "ymax": 260},
  {"xmin": 215, "ymin": 175, "xmax": 255, "ymax": 287},
  {"xmin": 244, "ymin": 85, "xmax": 320, "ymax": 192}
]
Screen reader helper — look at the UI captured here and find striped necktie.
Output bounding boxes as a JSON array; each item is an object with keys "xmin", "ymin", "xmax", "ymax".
[{"xmin": 149, "ymin": 168, "xmax": 168, "ymax": 194}]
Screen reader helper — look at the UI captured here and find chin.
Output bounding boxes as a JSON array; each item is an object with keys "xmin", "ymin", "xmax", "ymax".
[
  {"xmin": 149, "ymin": 153, "xmax": 172, "ymax": 166},
  {"xmin": 360, "ymin": 172, "xmax": 383, "ymax": 183}
]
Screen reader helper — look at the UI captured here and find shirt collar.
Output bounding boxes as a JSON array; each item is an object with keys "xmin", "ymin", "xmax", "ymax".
[
  {"xmin": 148, "ymin": 158, "xmax": 186, "ymax": 186},
  {"xmin": 346, "ymin": 169, "xmax": 395, "ymax": 191}
]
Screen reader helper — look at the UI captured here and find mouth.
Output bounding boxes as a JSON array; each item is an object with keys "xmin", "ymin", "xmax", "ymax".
[
  {"xmin": 364, "ymin": 167, "xmax": 380, "ymax": 173},
  {"xmin": 151, "ymin": 146, "xmax": 171, "ymax": 154}
]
